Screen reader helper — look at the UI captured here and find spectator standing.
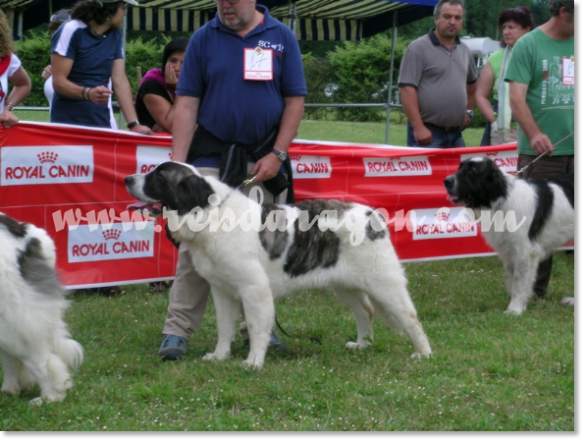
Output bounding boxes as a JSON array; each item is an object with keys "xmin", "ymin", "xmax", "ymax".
[
  {"xmin": 43, "ymin": 9, "xmax": 117, "ymax": 128},
  {"xmin": 398, "ymin": 0, "xmax": 478, "ymax": 147},
  {"xmin": 158, "ymin": 0, "xmax": 306, "ymax": 361},
  {"xmin": 0, "ymin": 9, "xmax": 32, "ymax": 128},
  {"xmin": 135, "ymin": 37, "xmax": 188, "ymax": 133},
  {"xmin": 475, "ymin": 6, "xmax": 535, "ymax": 146},
  {"xmin": 505, "ymin": 0, "xmax": 574, "ymax": 299},
  {"xmin": 50, "ymin": 0, "xmax": 151, "ymax": 134}
]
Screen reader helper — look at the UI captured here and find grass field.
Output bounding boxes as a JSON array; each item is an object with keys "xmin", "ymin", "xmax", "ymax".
[
  {"xmin": 1, "ymin": 111, "xmax": 574, "ymax": 432},
  {"xmin": 13, "ymin": 108, "xmax": 485, "ymax": 147}
]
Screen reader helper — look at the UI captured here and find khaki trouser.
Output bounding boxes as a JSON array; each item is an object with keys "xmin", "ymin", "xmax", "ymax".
[
  {"xmin": 162, "ymin": 165, "xmax": 288, "ymax": 339},
  {"xmin": 517, "ymin": 154, "xmax": 574, "ymax": 298}
]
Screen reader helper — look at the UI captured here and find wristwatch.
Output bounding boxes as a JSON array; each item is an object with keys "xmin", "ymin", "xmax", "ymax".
[
  {"xmin": 127, "ymin": 120, "xmax": 140, "ymax": 129},
  {"xmin": 465, "ymin": 109, "xmax": 475, "ymax": 118},
  {"xmin": 271, "ymin": 149, "xmax": 288, "ymax": 162}
]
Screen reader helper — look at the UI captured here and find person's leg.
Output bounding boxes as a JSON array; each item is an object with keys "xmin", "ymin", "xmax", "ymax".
[
  {"xmin": 158, "ymin": 167, "xmax": 220, "ymax": 360},
  {"xmin": 450, "ymin": 130, "xmax": 466, "ymax": 148},
  {"xmin": 238, "ymin": 162, "xmax": 288, "ymax": 350}
]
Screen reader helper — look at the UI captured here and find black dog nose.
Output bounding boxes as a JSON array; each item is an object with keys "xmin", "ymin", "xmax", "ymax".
[
  {"xmin": 125, "ymin": 176, "xmax": 135, "ymax": 185},
  {"xmin": 443, "ymin": 175, "xmax": 454, "ymax": 189}
]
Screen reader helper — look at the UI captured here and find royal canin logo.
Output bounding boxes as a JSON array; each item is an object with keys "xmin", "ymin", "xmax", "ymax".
[
  {"xmin": 102, "ymin": 229, "xmax": 122, "ymax": 241},
  {"xmin": 136, "ymin": 146, "xmax": 172, "ymax": 174},
  {"xmin": 290, "ymin": 155, "xmax": 332, "ymax": 179},
  {"xmin": 37, "ymin": 151, "xmax": 59, "ymax": 164},
  {"xmin": 434, "ymin": 208, "xmax": 450, "ymax": 222},
  {"xmin": 1, "ymin": 146, "xmax": 93, "ymax": 185},
  {"xmin": 461, "ymin": 152, "xmax": 517, "ymax": 173},
  {"xmin": 363, "ymin": 156, "xmax": 432, "ymax": 177},
  {"xmin": 411, "ymin": 208, "xmax": 478, "ymax": 240}
]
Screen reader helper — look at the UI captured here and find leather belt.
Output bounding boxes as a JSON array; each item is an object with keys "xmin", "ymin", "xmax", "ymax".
[{"xmin": 424, "ymin": 122, "xmax": 460, "ymax": 133}]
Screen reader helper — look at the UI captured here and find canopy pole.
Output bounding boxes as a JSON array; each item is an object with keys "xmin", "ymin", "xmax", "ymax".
[
  {"xmin": 384, "ymin": 11, "xmax": 398, "ymax": 145},
  {"xmin": 288, "ymin": 0, "xmax": 297, "ymax": 35},
  {"xmin": 119, "ymin": 14, "xmax": 128, "ymax": 129}
]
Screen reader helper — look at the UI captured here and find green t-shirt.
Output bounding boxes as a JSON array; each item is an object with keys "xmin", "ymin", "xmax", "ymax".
[
  {"xmin": 504, "ymin": 28, "xmax": 574, "ymax": 156},
  {"xmin": 487, "ymin": 48, "xmax": 504, "ymax": 101}
]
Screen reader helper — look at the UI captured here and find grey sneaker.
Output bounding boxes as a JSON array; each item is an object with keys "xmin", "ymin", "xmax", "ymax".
[
  {"xmin": 158, "ymin": 334, "xmax": 187, "ymax": 361},
  {"xmin": 243, "ymin": 328, "xmax": 287, "ymax": 352}
]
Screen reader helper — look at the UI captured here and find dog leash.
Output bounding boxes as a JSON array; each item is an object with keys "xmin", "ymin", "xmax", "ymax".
[
  {"xmin": 236, "ymin": 174, "xmax": 258, "ymax": 191},
  {"xmin": 516, "ymin": 132, "xmax": 574, "ymax": 177}
]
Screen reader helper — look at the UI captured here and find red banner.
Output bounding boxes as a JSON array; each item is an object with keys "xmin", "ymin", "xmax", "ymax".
[{"xmin": 1, "ymin": 122, "xmax": 523, "ymax": 288}]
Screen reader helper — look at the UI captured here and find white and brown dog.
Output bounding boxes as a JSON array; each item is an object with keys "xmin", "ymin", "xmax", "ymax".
[
  {"xmin": 444, "ymin": 157, "xmax": 574, "ymax": 314},
  {"xmin": 0, "ymin": 213, "xmax": 83, "ymax": 405},
  {"xmin": 125, "ymin": 162, "xmax": 431, "ymax": 368}
]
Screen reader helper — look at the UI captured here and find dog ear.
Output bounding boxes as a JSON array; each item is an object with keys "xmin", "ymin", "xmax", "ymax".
[{"xmin": 175, "ymin": 175, "xmax": 215, "ymax": 215}]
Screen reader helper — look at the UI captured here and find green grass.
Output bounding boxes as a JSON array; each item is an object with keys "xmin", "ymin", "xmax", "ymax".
[
  {"xmin": 2, "ymin": 111, "xmax": 573, "ymax": 431},
  {"xmin": 0, "ymin": 252, "xmax": 574, "ymax": 431},
  {"xmin": 14, "ymin": 108, "xmax": 485, "ymax": 147}
]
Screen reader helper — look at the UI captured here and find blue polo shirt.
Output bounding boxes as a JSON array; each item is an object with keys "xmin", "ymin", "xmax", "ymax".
[
  {"xmin": 50, "ymin": 20, "xmax": 123, "ymax": 128},
  {"xmin": 177, "ymin": 5, "xmax": 307, "ymax": 145}
]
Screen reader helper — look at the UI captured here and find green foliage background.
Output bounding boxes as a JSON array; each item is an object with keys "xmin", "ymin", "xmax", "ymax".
[{"xmin": 15, "ymin": 19, "xmax": 513, "ymax": 128}]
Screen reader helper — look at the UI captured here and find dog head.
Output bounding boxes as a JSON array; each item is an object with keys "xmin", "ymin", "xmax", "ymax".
[
  {"xmin": 125, "ymin": 162, "xmax": 215, "ymax": 215},
  {"xmin": 443, "ymin": 157, "xmax": 509, "ymax": 209}
]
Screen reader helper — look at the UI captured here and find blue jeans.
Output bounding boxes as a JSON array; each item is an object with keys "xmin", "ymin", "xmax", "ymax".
[{"xmin": 407, "ymin": 122, "xmax": 465, "ymax": 148}]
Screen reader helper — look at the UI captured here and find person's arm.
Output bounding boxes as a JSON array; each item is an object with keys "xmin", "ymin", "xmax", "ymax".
[
  {"xmin": 0, "ymin": 66, "xmax": 32, "ymax": 128},
  {"xmin": 509, "ymin": 80, "xmax": 553, "ymax": 154},
  {"xmin": 475, "ymin": 63, "xmax": 496, "ymax": 123},
  {"xmin": 399, "ymin": 86, "xmax": 432, "ymax": 145},
  {"xmin": 462, "ymin": 80, "xmax": 478, "ymax": 130},
  {"xmin": 251, "ymin": 95, "xmax": 305, "ymax": 183},
  {"xmin": 52, "ymin": 53, "xmax": 112, "ymax": 105},
  {"xmin": 111, "ymin": 59, "xmax": 152, "ymax": 135},
  {"xmin": 171, "ymin": 95, "xmax": 200, "ymax": 163},
  {"xmin": 5, "ymin": 66, "xmax": 32, "ymax": 107},
  {"xmin": 142, "ymin": 92, "xmax": 174, "ymax": 133}
]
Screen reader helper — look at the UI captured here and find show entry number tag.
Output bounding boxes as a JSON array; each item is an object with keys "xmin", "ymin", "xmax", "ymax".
[{"xmin": 244, "ymin": 47, "xmax": 273, "ymax": 81}]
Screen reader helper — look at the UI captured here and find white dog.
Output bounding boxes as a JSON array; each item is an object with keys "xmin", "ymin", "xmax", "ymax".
[
  {"xmin": 125, "ymin": 161, "xmax": 431, "ymax": 368},
  {"xmin": 444, "ymin": 158, "xmax": 574, "ymax": 314},
  {"xmin": 0, "ymin": 213, "xmax": 83, "ymax": 405}
]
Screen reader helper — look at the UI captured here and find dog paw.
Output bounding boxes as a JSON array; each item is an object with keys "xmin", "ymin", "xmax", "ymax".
[
  {"xmin": 504, "ymin": 308, "xmax": 523, "ymax": 316},
  {"xmin": 29, "ymin": 397, "xmax": 44, "ymax": 407},
  {"xmin": 202, "ymin": 353, "xmax": 218, "ymax": 362},
  {"xmin": 561, "ymin": 297, "xmax": 574, "ymax": 306},
  {"xmin": 345, "ymin": 340, "xmax": 371, "ymax": 350},
  {"xmin": 411, "ymin": 351, "xmax": 431, "ymax": 359},
  {"xmin": 1, "ymin": 385, "xmax": 21, "ymax": 395},
  {"xmin": 242, "ymin": 359, "xmax": 263, "ymax": 370}
]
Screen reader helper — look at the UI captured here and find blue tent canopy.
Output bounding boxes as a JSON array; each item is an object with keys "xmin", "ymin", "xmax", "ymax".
[{"xmin": 1, "ymin": 0, "xmax": 438, "ymax": 41}]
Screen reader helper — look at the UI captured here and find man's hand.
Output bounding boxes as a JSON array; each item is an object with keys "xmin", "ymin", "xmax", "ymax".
[
  {"xmin": 413, "ymin": 125, "xmax": 433, "ymax": 145},
  {"xmin": 131, "ymin": 124, "xmax": 154, "ymax": 136},
  {"xmin": 530, "ymin": 132, "xmax": 554, "ymax": 155},
  {"xmin": 250, "ymin": 153, "xmax": 282, "ymax": 183},
  {"xmin": 461, "ymin": 113, "xmax": 472, "ymax": 130},
  {"xmin": 88, "ymin": 85, "xmax": 113, "ymax": 105},
  {"xmin": 0, "ymin": 110, "xmax": 18, "ymax": 128},
  {"xmin": 41, "ymin": 65, "xmax": 52, "ymax": 81}
]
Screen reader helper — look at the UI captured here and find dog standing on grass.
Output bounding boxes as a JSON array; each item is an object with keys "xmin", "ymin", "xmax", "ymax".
[
  {"xmin": 125, "ymin": 161, "xmax": 432, "ymax": 368},
  {"xmin": 444, "ymin": 157, "xmax": 574, "ymax": 315},
  {"xmin": 0, "ymin": 213, "xmax": 83, "ymax": 405}
]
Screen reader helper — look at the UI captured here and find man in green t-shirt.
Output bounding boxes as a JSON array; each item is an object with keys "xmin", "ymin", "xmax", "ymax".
[{"xmin": 505, "ymin": 0, "xmax": 574, "ymax": 299}]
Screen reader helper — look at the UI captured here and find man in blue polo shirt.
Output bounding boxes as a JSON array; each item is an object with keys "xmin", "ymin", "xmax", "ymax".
[{"xmin": 158, "ymin": 0, "xmax": 307, "ymax": 361}]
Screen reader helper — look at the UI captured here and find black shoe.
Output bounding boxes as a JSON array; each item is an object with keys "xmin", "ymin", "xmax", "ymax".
[
  {"xmin": 158, "ymin": 334, "xmax": 187, "ymax": 361},
  {"xmin": 243, "ymin": 328, "xmax": 287, "ymax": 352}
]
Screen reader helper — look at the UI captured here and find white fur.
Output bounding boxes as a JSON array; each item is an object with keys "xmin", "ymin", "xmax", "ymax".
[
  {"xmin": 0, "ymin": 214, "xmax": 83, "ymax": 405},
  {"xmin": 127, "ymin": 162, "xmax": 432, "ymax": 368},
  {"xmin": 447, "ymin": 166, "xmax": 574, "ymax": 315}
]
